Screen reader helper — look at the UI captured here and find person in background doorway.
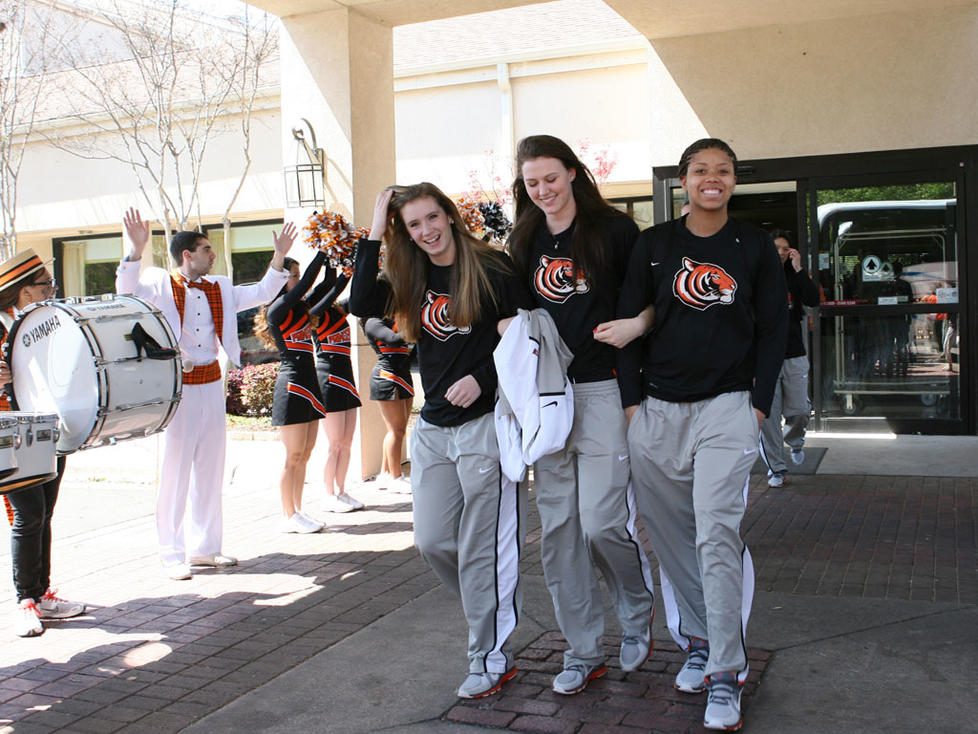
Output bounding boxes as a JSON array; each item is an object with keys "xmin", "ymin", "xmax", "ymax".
[{"xmin": 760, "ymin": 230, "xmax": 820, "ymax": 488}]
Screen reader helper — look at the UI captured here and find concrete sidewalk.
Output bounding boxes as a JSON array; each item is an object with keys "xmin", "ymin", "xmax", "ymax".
[{"xmin": 0, "ymin": 433, "xmax": 976, "ymax": 733}]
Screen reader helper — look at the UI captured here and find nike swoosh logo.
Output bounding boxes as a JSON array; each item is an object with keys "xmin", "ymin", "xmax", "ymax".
[
  {"xmin": 541, "ymin": 400, "xmax": 558, "ymax": 409},
  {"xmin": 618, "ymin": 454, "xmax": 628, "ymax": 462},
  {"xmin": 650, "ymin": 261, "xmax": 661, "ymax": 267},
  {"xmin": 744, "ymin": 448, "xmax": 757, "ymax": 455},
  {"xmin": 479, "ymin": 467, "xmax": 493, "ymax": 474}
]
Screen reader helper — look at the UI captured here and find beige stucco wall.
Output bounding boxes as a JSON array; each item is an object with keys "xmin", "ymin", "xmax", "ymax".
[{"xmin": 646, "ymin": 4, "xmax": 978, "ymax": 163}]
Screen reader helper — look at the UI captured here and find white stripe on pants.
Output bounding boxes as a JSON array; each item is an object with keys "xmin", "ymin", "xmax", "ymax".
[
  {"xmin": 628, "ymin": 391, "xmax": 756, "ymax": 682},
  {"xmin": 157, "ymin": 380, "xmax": 227, "ymax": 566},
  {"xmin": 411, "ymin": 412, "xmax": 525, "ymax": 674},
  {"xmin": 534, "ymin": 379, "xmax": 655, "ymax": 667}
]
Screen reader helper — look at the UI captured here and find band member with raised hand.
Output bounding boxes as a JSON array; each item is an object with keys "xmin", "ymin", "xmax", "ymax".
[
  {"xmin": 0, "ymin": 250, "xmax": 85, "ymax": 637},
  {"xmin": 617, "ymin": 139, "xmax": 788, "ymax": 731},
  {"xmin": 307, "ymin": 268, "xmax": 363, "ymax": 513},
  {"xmin": 359, "ymin": 315, "xmax": 414, "ymax": 494},
  {"xmin": 504, "ymin": 134, "xmax": 655, "ymax": 695},
  {"xmin": 117, "ymin": 208, "xmax": 293, "ymax": 580},
  {"xmin": 349, "ymin": 183, "xmax": 532, "ymax": 700},
  {"xmin": 254, "ymin": 251, "xmax": 329, "ymax": 533}
]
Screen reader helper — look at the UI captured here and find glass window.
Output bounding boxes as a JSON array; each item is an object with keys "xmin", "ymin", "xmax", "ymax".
[
  {"xmin": 815, "ymin": 184, "xmax": 957, "ymax": 305},
  {"xmin": 818, "ymin": 311, "xmax": 959, "ymax": 420}
]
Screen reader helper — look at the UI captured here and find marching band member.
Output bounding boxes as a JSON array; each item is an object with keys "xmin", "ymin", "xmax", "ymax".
[
  {"xmin": 118, "ymin": 209, "xmax": 294, "ymax": 580},
  {"xmin": 505, "ymin": 135, "xmax": 655, "ymax": 694},
  {"xmin": 254, "ymin": 252, "xmax": 329, "ymax": 532},
  {"xmin": 0, "ymin": 250, "xmax": 85, "ymax": 636},
  {"xmin": 349, "ymin": 183, "xmax": 531, "ymax": 699}
]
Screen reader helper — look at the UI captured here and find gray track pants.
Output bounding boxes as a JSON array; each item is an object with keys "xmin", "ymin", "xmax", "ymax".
[
  {"xmin": 411, "ymin": 412, "xmax": 525, "ymax": 674},
  {"xmin": 535, "ymin": 379, "xmax": 655, "ymax": 668},
  {"xmin": 628, "ymin": 391, "xmax": 756, "ymax": 682},
  {"xmin": 759, "ymin": 355, "xmax": 810, "ymax": 474}
]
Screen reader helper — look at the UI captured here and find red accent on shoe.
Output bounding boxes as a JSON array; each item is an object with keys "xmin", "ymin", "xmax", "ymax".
[{"xmin": 469, "ymin": 667, "xmax": 518, "ymax": 699}]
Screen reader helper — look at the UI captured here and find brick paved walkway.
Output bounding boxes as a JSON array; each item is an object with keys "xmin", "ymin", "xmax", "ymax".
[{"xmin": 1, "ymin": 452, "xmax": 975, "ymax": 733}]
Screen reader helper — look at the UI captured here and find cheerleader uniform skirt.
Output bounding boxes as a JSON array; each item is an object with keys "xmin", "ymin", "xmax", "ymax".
[
  {"xmin": 316, "ymin": 355, "xmax": 362, "ymax": 413},
  {"xmin": 369, "ymin": 358, "xmax": 415, "ymax": 401},
  {"xmin": 272, "ymin": 356, "xmax": 327, "ymax": 426}
]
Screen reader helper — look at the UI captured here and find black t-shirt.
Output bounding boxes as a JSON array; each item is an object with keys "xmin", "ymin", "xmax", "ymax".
[
  {"xmin": 618, "ymin": 216, "xmax": 789, "ymax": 415},
  {"xmin": 349, "ymin": 239, "xmax": 532, "ymax": 427},
  {"xmin": 526, "ymin": 214, "xmax": 638, "ymax": 383}
]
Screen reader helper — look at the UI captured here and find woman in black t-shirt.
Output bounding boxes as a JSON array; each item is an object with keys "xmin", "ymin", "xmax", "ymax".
[{"xmin": 349, "ymin": 182, "xmax": 530, "ymax": 702}]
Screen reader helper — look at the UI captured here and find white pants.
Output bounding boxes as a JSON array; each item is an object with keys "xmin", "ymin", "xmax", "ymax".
[{"xmin": 157, "ymin": 380, "xmax": 227, "ymax": 566}]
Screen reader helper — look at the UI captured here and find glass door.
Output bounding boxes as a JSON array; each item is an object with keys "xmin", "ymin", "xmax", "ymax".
[{"xmin": 807, "ymin": 176, "xmax": 964, "ymax": 432}]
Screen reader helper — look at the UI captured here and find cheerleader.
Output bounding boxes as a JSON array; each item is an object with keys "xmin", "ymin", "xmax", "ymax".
[
  {"xmin": 360, "ymin": 316, "xmax": 413, "ymax": 493},
  {"xmin": 308, "ymin": 269, "xmax": 363, "ymax": 513},
  {"xmin": 349, "ymin": 183, "xmax": 532, "ymax": 700},
  {"xmin": 255, "ymin": 252, "xmax": 328, "ymax": 533},
  {"xmin": 505, "ymin": 134, "xmax": 655, "ymax": 695}
]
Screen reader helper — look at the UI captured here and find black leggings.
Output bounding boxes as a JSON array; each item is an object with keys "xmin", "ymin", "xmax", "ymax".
[{"xmin": 7, "ymin": 456, "xmax": 66, "ymax": 603}]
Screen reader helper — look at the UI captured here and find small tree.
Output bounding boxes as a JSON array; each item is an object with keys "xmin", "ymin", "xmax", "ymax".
[
  {"xmin": 0, "ymin": 1, "xmax": 59, "ymax": 260},
  {"xmin": 47, "ymin": 0, "xmax": 276, "ymax": 251}
]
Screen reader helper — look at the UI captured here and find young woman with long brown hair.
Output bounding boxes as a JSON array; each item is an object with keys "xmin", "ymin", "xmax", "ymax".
[
  {"xmin": 349, "ymin": 182, "xmax": 531, "ymax": 701},
  {"xmin": 506, "ymin": 134, "xmax": 655, "ymax": 695}
]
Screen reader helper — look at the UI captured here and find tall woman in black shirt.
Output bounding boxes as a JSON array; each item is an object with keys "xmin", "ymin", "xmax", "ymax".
[
  {"xmin": 349, "ymin": 182, "xmax": 529, "ymax": 701},
  {"xmin": 507, "ymin": 135, "xmax": 655, "ymax": 695},
  {"xmin": 255, "ymin": 253, "xmax": 327, "ymax": 534}
]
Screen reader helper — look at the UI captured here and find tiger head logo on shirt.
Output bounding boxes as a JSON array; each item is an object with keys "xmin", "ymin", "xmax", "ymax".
[
  {"xmin": 533, "ymin": 255, "xmax": 590, "ymax": 303},
  {"xmin": 672, "ymin": 257, "xmax": 737, "ymax": 311},
  {"xmin": 421, "ymin": 291, "xmax": 471, "ymax": 341}
]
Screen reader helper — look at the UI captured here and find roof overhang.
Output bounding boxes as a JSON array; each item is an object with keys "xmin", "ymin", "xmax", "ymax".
[{"xmin": 247, "ymin": 0, "xmax": 978, "ymax": 34}]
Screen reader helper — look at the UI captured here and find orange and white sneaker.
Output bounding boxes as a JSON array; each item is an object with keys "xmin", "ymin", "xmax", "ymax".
[
  {"xmin": 14, "ymin": 599, "xmax": 43, "ymax": 637},
  {"xmin": 39, "ymin": 589, "xmax": 85, "ymax": 620}
]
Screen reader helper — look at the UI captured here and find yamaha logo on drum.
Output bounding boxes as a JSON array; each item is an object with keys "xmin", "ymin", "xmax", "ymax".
[{"xmin": 21, "ymin": 314, "xmax": 63, "ymax": 348}]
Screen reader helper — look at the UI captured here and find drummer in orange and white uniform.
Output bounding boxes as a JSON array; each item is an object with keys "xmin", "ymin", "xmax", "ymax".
[
  {"xmin": 117, "ymin": 209, "xmax": 295, "ymax": 580},
  {"xmin": 0, "ymin": 249, "xmax": 86, "ymax": 637}
]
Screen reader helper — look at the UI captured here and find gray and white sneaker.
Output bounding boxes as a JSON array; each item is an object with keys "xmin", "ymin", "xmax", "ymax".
[
  {"xmin": 790, "ymin": 448, "xmax": 805, "ymax": 465},
  {"xmin": 456, "ymin": 667, "xmax": 517, "ymax": 698},
  {"xmin": 675, "ymin": 637, "xmax": 709, "ymax": 693},
  {"xmin": 338, "ymin": 492, "xmax": 364, "ymax": 510},
  {"xmin": 703, "ymin": 671, "xmax": 743, "ymax": 731},
  {"xmin": 552, "ymin": 663, "xmax": 607, "ymax": 695},
  {"xmin": 323, "ymin": 493, "xmax": 355, "ymax": 513},
  {"xmin": 767, "ymin": 471, "xmax": 786, "ymax": 488},
  {"xmin": 620, "ymin": 626, "xmax": 653, "ymax": 672}
]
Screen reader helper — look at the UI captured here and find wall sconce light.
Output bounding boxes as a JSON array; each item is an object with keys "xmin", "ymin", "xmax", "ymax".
[{"xmin": 284, "ymin": 118, "xmax": 326, "ymax": 208}]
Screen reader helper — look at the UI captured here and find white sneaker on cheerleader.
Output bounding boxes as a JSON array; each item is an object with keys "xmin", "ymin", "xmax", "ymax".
[
  {"xmin": 389, "ymin": 476, "xmax": 412, "ymax": 494},
  {"xmin": 374, "ymin": 472, "xmax": 393, "ymax": 489},
  {"xmin": 338, "ymin": 492, "xmax": 364, "ymax": 510},
  {"xmin": 323, "ymin": 493, "xmax": 355, "ymax": 513},
  {"xmin": 297, "ymin": 511, "xmax": 325, "ymax": 531}
]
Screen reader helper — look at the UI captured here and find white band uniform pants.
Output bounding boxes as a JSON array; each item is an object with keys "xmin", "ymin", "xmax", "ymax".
[
  {"xmin": 628, "ymin": 391, "xmax": 756, "ymax": 682},
  {"xmin": 759, "ymin": 355, "xmax": 810, "ymax": 474},
  {"xmin": 410, "ymin": 412, "xmax": 525, "ymax": 674},
  {"xmin": 534, "ymin": 379, "xmax": 655, "ymax": 668},
  {"xmin": 157, "ymin": 380, "xmax": 227, "ymax": 566}
]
